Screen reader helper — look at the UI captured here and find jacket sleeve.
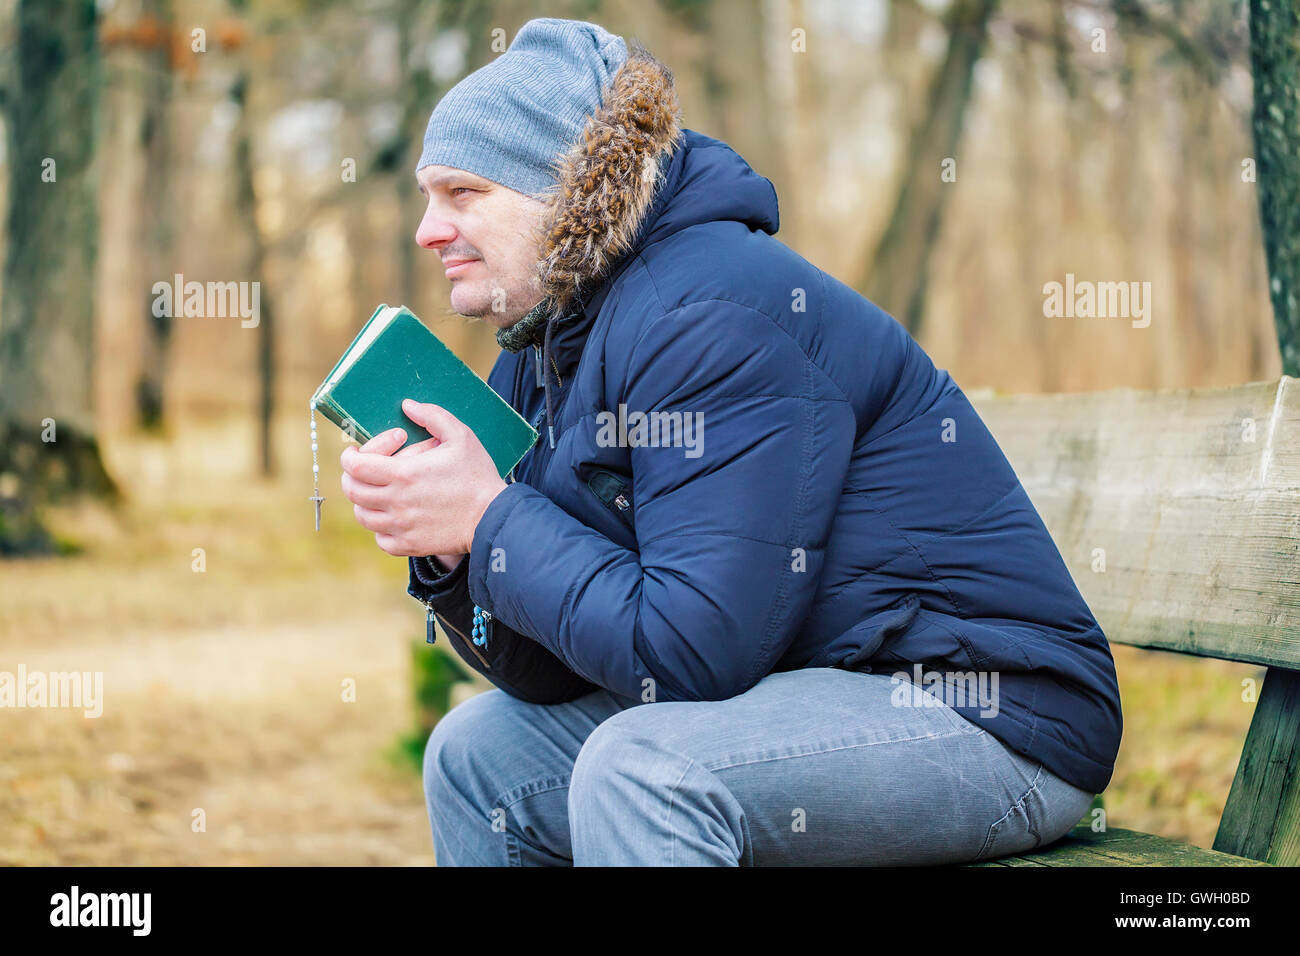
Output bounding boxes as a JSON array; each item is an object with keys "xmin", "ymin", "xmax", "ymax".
[
  {"xmin": 465, "ymin": 300, "xmax": 856, "ymax": 702},
  {"xmin": 407, "ymin": 554, "xmax": 599, "ymax": 704}
]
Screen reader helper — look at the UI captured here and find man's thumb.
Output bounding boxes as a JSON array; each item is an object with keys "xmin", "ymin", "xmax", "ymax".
[{"xmin": 401, "ymin": 398, "xmax": 459, "ymax": 438}]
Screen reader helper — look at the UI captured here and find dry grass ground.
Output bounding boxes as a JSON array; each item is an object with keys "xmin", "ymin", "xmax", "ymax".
[
  {"xmin": 0, "ymin": 414, "xmax": 1261, "ymax": 864},
  {"xmin": 1, "ymin": 415, "xmax": 439, "ymax": 865},
  {"xmin": 1107, "ymin": 646, "xmax": 1260, "ymax": 845}
]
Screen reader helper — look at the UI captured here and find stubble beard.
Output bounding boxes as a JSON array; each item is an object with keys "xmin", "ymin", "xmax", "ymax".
[{"xmin": 451, "ymin": 271, "xmax": 542, "ymax": 331}]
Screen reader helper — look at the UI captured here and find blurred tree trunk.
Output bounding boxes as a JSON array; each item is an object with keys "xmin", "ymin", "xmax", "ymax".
[
  {"xmin": 707, "ymin": 0, "xmax": 785, "ymax": 191},
  {"xmin": 1175, "ymin": 73, "xmax": 1217, "ymax": 383},
  {"xmin": 134, "ymin": 0, "xmax": 177, "ymax": 431},
  {"xmin": 861, "ymin": 0, "xmax": 997, "ymax": 337},
  {"xmin": 660, "ymin": 0, "xmax": 783, "ymax": 190},
  {"xmin": 1012, "ymin": 34, "xmax": 1056, "ymax": 391},
  {"xmin": 0, "ymin": 0, "xmax": 117, "ymax": 555},
  {"xmin": 230, "ymin": 70, "xmax": 277, "ymax": 477},
  {"xmin": 390, "ymin": 0, "xmax": 496, "ymax": 314},
  {"xmin": 395, "ymin": 0, "xmax": 437, "ymax": 310},
  {"xmin": 343, "ymin": 114, "xmax": 374, "ymax": 322},
  {"xmin": 1248, "ymin": 0, "xmax": 1300, "ymax": 376},
  {"xmin": 770, "ymin": 0, "xmax": 819, "ymax": 253}
]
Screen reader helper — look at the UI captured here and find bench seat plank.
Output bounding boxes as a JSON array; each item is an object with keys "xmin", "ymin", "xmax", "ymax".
[{"xmin": 966, "ymin": 825, "xmax": 1270, "ymax": 866}]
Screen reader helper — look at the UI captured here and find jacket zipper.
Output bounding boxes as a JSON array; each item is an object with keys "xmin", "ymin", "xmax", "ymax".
[
  {"xmin": 523, "ymin": 360, "xmax": 570, "ymax": 484},
  {"xmin": 533, "ymin": 343, "xmax": 562, "ymax": 388},
  {"xmin": 425, "ymin": 600, "xmax": 491, "ymax": 670},
  {"xmin": 587, "ymin": 468, "xmax": 633, "ymax": 520}
]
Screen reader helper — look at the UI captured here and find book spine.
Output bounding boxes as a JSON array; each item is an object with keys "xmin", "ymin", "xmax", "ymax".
[
  {"xmin": 312, "ymin": 393, "xmax": 348, "ymax": 432},
  {"xmin": 315, "ymin": 394, "xmax": 373, "ymax": 443}
]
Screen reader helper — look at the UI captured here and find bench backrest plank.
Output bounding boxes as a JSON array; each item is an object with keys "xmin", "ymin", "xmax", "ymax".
[{"xmin": 968, "ymin": 376, "xmax": 1300, "ymax": 671}]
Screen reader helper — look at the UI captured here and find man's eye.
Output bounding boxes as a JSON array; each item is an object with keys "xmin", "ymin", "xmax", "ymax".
[{"xmin": 451, "ymin": 187, "xmax": 474, "ymax": 197}]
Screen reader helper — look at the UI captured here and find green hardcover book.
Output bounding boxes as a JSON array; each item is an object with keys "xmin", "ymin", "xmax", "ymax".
[{"xmin": 311, "ymin": 304, "xmax": 538, "ymax": 479}]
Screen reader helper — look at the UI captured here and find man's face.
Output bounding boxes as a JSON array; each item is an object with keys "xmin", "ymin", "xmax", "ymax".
[{"xmin": 415, "ymin": 165, "xmax": 550, "ymax": 328}]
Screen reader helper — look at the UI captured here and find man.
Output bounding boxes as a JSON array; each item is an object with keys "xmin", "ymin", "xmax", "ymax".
[{"xmin": 340, "ymin": 17, "xmax": 1122, "ymax": 866}]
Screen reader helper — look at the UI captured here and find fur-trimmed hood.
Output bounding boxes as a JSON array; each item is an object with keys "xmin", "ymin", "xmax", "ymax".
[
  {"xmin": 535, "ymin": 39, "xmax": 685, "ymax": 318},
  {"xmin": 498, "ymin": 39, "xmax": 781, "ymax": 450},
  {"xmin": 497, "ymin": 41, "xmax": 683, "ymax": 352},
  {"xmin": 502, "ymin": 38, "xmax": 684, "ymax": 447}
]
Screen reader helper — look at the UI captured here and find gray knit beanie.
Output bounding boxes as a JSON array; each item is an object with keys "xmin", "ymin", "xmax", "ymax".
[{"xmin": 416, "ymin": 17, "xmax": 628, "ymax": 198}]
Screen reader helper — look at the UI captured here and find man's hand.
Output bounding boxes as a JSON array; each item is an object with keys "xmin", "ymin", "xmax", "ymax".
[{"xmin": 339, "ymin": 398, "xmax": 507, "ymax": 558}]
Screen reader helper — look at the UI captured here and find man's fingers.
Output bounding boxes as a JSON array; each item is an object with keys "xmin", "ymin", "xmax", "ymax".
[
  {"xmin": 353, "ymin": 502, "xmax": 393, "ymax": 534},
  {"xmin": 394, "ymin": 435, "xmax": 442, "ymax": 457},
  {"xmin": 340, "ymin": 427, "xmax": 405, "ymax": 484},
  {"xmin": 340, "ymin": 445, "xmax": 399, "ymax": 485},
  {"xmin": 341, "ymin": 471, "xmax": 389, "ymax": 510},
  {"xmin": 358, "ymin": 428, "xmax": 407, "ymax": 455},
  {"xmin": 375, "ymin": 532, "xmax": 411, "ymax": 557}
]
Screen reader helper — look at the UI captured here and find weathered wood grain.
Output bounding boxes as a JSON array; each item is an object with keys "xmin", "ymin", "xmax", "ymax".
[
  {"xmin": 1214, "ymin": 667, "xmax": 1300, "ymax": 865},
  {"xmin": 969, "ymin": 376, "xmax": 1300, "ymax": 669},
  {"xmin": 967, "ymin": 824, "xmax": 1270, "ymax": 867}
]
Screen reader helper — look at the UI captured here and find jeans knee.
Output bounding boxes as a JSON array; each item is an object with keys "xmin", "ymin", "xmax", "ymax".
[
  {"xmin": 422, "ymin": 689, "xmax": 506, "ymax": 809},
  {"xmin": 569, "ymin": 710, "xmax": 748, "ymax": 865},
  {"xmin": 570, "ymin": 716, "xmax": 631, "ymax": 809},
  {"xmin": 570, "ymin": 708, "xmax": 669, "ymax": 816}
]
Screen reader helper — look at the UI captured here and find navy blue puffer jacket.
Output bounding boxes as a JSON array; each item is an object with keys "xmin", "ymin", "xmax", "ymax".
[{"xmin": 409, "ymin": 49, "xmax": 1122, "ymax": 795}]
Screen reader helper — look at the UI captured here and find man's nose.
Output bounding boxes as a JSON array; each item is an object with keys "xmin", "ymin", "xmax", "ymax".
[{"xmin": 415, "ymin": 207, "xmax": 456, "ymax": 250}]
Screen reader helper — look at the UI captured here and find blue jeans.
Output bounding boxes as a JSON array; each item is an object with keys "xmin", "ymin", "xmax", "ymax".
[{"xmin": 422, "ymin": 667, "xmax": 1096, "ymax": 866}]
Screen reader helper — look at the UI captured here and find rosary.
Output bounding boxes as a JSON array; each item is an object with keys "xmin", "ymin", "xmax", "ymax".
[{"xmin": 309, "ymin": 399, "xmax": 324, "ymax": 531}]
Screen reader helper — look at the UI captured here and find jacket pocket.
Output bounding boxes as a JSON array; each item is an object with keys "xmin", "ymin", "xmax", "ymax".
[
  {"xmin": 810, "ymin": 593, "xmax": 921, "ymax": 671},
  {"xmin": 586, "ymin": 467, "xmax": 634, "ymax": 526}
]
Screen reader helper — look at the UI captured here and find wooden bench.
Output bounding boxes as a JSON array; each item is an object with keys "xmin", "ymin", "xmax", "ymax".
[{"xmin": 960, "ymin": 375, "xmax": 1300, "ymax": 867}]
